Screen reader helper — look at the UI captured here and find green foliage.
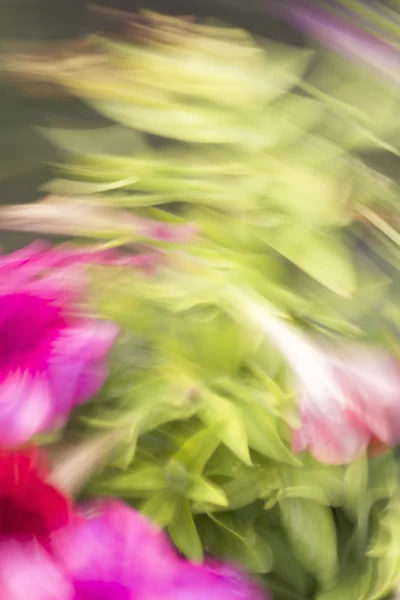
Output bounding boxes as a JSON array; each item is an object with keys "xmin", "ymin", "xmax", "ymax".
[
  {"xmin": 279, "ymin": 498, "xmax": 338, "ymax": 586},
  {"xmin": 13, "ymin": 9, "xmax": 400, "ymax": 600}
]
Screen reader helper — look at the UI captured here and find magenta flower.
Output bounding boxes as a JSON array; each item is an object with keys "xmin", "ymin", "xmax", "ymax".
[
  {"xmin": 52, "ymin": 500, "xmax": 180, "ymax": 600},
  {"xmin": 0, "ymin": 243, "xmax": 119, "ymax": 445},
  {"xmin": 0, "ymin": 240, "xmax": 159, "ymax": 284},
  {"xmin": 163, "ymin": 560, "xmax": 267, "ymax": 600},
  {"xmin": 0, "ymin": 292, "xmax": 117, "ymax": 445},
  {"xmin": 51, "ymin": 500, "xmax": 265, "ymax": 600},
  {"xmin": 0, "ymin": 500, "xmax": 266, "ymax": 600}
]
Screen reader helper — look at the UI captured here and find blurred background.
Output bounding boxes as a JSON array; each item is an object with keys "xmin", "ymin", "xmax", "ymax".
[{"xmin": 0, "ymin": 0, "xmax": 305, "ymax": 249}]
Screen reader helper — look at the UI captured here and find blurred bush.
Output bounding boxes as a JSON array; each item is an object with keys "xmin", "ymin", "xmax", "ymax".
[{"xmin": 3, "ymin": 6, "xmax": 400, "ymax": 600}]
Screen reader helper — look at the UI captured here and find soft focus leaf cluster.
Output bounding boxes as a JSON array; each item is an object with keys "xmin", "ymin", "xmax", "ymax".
[
  {"xmin": 65, "ymin": 259, "xmax": 399, "ymax": 599},
  {"xmin": 14, "ymin": 11, "xmax": 400, "ymax": 600}
]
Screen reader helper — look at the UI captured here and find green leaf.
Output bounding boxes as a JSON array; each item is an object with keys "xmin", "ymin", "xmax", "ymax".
[
  {"xmin": 261, "ymin": 95, "xmax": 324, "ymax": 148},
  {"xmin": 366, "ymin": 548, "xmax": 400, "ymax": 600},
  {"xmin": 187, "ymin": 476, "xmax": 228, "ymax": 507},
  {"xmin": 344, "ymin": 454, "xmax": 369, "ymax": 519},
  {"xmin": 369, "ymin": 453, "xmax": 398, "ymax": 502},
  {"xmin": 343, "ymin": 455, "xmax": 371, "ymax": 559},
  {"xmin": 242, "ymin": 42, "xmax": 312, "ymax": 105},
  {"xmin": 40, "ymin": 124, "xmax": 148, "ymax": 155},
  {"xmin": 111, "ymin": 421, "xmax": 140, "ymax": 470},
  {"xmin": 87, "ymin": 100, "xmax": 251, "ymax": 145},
  {"xmin": 279, "ymin": 498, "xmax": 338, "ymax": 585},
  {"xmin": 207, "ymin": 514, "xmax": 274, "ymax": 574},
  {"xmin": 221, "ymin": 468, "xmax": 267, "ymax": 510},
  {"xmin": 266, "ymin": 160, "xmax": 350, "ymax": 226},
  {"xmin": 263, "ymin": 529, "xmax": 311, "ymax": 594},
  {"xmin": 267, "ymin": 225, "xmax": 356, "ymax": 298},
  {"xmin": 168, "ymin": 497, "xmax": 203, "ymax": 562},
  {"xmin": 239, "ymin": 403, "xmax": 299, "ymax": 465},
  {"xmin": 282, "ymin": 463, "xmax": 344, "ymax": 507},
  {"xmin": 164, "ymin": 459, "xmax": 190, "ymax": 495},
  {"xmin": 100, "ymin": 45, "xmax": 266, "ymax": 109},
  {"xmin": 99, "ymin": 37, "xmax": 311, "ymax": 108},
  {"xmin": 367, "ymin": 497, "xmax": 400, "ymax": 600},
  {"xmin": 173, "ymin": 424, "xmax": 221, "ymax": 475},
  {"xmin": 95, "ymin": 464, "xmax": 165, "ymax": 496},
  {"xmin": 42, "ymin": 176, "xmax": 139, "ymax": 196},
  {"xmin": 204, "ymin": 446, "xmax": 244, "ymax": 478},
  {"xmin": 264, "ymin": 488, "xmax": 283, "ymax": 510},
  {"xmin": 140, "ymin": 492, "xmax": 177, "ymax": 527},
  {"xmin": 179, "ymin": 309, "xmax": 253, "ymax": 374},
  {"xmin": 199, "ymin": 391, "xmax": 252, "ymax": 465},
  {"xmin": 316, "ymin": 564, "xmax": 373, "ymax": 600}
]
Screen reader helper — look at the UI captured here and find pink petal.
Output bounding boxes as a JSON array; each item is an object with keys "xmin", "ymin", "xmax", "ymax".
[
  {"xmin": 52, "ymin": 500, "xmax": 179, "ymax": 595},
  {"xmin": 331, "ymin": 349, "xmax": 400, "ymax": 445},
  {"xmin": 0, "ymin": 540, "xmax": 73, "ymax": 600},
  {"xmin": 293, "ymin": 402, "xmax": 370, "ymax": 464},
  {"xmin": 48, "ymin": 321, "xmax": 118, "ymax": 414},
  {"xmin": 290, "ymin": 342, "xmax": 400, "ymax": 464},
  {"xmin": 0, "ymin": 373, "xmax": 53, "ymax": 446},
  {"xmin": 163, "ymin": 561, "xmax": 266, "ymax": 600},
  {"xmin": 0, "ymin": 243, "xmax": 121, "ymax": 444},
  {"xmin": 134, "ymin": 218, "xmax": 197, "ymax": 243},
  {"xmin": 0, "ymin": 241, "xmax": 50, "ymax": 274}
]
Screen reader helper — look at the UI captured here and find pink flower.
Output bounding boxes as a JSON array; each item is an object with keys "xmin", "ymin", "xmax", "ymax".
[
  {"xmin": 0, "ymin": 240, "xmax": 159, "ymax": 284},
  {"xmin": 0, "ymin": 243, "xmax": 119, "ymax": 446},
  {"xmin": 0, "ymin": 500, "xmax": 266, "ymax": 600},
  {"xmin": 291, "ymin": 343, "xmax": 400, "ymax": 464},
  {"xmin": 51, "ymin": 500, "xmax": 265, "ymax": 600},
  {"xmin": 163, "ymin": 560, "xmax": 267, "ymax": 600},
  {"xmin": 0, "ymin": 541, "xmax": 73, "ymax": 600},
  {"xmin": 0, "ymin": 447, "xmax": 74, "ymax": 599},
  {"xmin": 263, "ymin": 316, "xmax": 400, "ymax": 464},
  {"xmin": 233, "ymin": 290, "xmax": 400, "ymax": 464},
  {"xmin": 52, "ymin": 500, "xmax": 180, "ymax": 600}
]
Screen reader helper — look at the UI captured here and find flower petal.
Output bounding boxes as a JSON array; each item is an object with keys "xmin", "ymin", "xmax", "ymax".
[
  {"xmin": 331, "ymin": 348, "xmax": 400, "ymax": 445},
  {"xmin": 0, "ymin": 243, "xmax": 121, "ymax": 443},
  {"xmin": 292, "ymin": 344, "xmax": 400, "ymax": 463},
  {"xmin": 0, "ymin": 541, "xmax": 73, "ymax": 600},
  {"xmin": 0, "ymin": 447, "xmax": 71, "ymax": 542},
  {"xmin": 48, "ymin": 321, "xmax": 118, "ymax": 415},
  {"xmin": 53, "ymin": 500, "xmax": 179, "ymax": 595},
  {"xmin": 293, "ymin": 401, "xmax": 370, "ymax": 464},
  {"xmin": 0, "ymin": 373, "xmax": 53, "ymax": 446},
  {"xmin": 163, "ymin": 561, "xmax": 266, "ymax": 600}
]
